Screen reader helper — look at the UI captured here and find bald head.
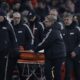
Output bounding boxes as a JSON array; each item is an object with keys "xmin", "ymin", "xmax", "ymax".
[
  {"xmin": 13, "ymin": 12, "xmax": 21, "ymax": 25},
  {"xmin": 44, "ymin": 15, "xmax": 55, "ymax": 28}
]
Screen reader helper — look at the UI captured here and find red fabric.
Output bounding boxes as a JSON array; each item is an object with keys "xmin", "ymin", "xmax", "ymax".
[
  {"xmin": 31, "ymin": 0, "xmax": 38, "ymax": 7},
  {"xmin": 6, "ymin": 0, "xmax": 15, "ymax": 5},
  {"xmin": 6, "ymin": 0, "xmax": 18, "ymax": 5}
]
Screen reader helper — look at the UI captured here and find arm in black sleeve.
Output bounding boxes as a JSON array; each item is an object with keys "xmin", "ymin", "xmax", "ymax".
[
  {"xmin": 23, "ymin": 24, "xmax": 34, "ymax": 50},
  {"xmin": 74, "ymin": 27, "xmax": 80, "ymax": 55},
  {"xmin": 34, "ymin": 22, "xmax": 44, "ymax": 47},
  {"xmin": 8, "ymin": 22, "xmax": 18, "ymax": 49},
  {"xmin": 7, "ymin": 22, "xmax": 19, "ymax": 58},
  {"xmin": 34, "ymin": 28, "xmax": 59, "ymax": 52},
  {"xmin": 34, "ymin": 28, "xmax": 63, "ymax": 52}
]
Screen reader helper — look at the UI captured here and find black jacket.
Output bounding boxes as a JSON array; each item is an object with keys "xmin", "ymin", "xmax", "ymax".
[
  {"xmin": 61, "ymin": 23, "xmax": 80, "ymax": 57},
  {"xmin": 0, "ymin": 18, "xmax": 17, "ymax": 57},
  {"xmin": 11, "ymin": 21, "xmax": 33, "ymax": 50},
  {"xmin": 33, "ymin": 22, "xmax": 44, "ymax": 47},
  {"xmin": 34, "ymin": 23, "xmax": 66, "ymax": 59}
]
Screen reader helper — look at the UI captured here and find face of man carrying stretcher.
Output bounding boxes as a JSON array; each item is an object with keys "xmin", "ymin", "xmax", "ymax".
[
  {"xmin": 13, "ymin": 12, "xmax": 21, "ymax": 25},
  {"xmin": 44, "ymin": 15, "xmax": 56, "ymax": 28}
]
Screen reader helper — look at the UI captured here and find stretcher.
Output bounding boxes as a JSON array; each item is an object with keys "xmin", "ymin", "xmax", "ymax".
[
  {"xmin": 17, "ymin": 50, "xmax": 74, "ymax": 80},
  {"xmin": 17, "ymin": 50, "xmax": 46, "ymax": 80}
]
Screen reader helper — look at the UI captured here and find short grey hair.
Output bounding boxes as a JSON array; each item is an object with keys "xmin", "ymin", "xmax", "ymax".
[{"xmin": 13, "ymin": 12, "xmax": 21, "ymax": 17}]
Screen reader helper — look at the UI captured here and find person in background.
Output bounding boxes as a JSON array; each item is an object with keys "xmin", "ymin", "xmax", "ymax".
[
  {"xmin": 12, "ymin": 2, "xmax": 21, "ymax": 12},
  {"xmin": 61, "ymin": 12, "xmax": 80, "ymax": 80},
  {"xmin": 34, "ymin": 1, "xmax": 49, "ymax": 21}
]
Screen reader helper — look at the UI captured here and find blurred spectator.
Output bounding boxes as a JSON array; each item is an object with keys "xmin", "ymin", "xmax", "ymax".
[
  {"xmin": 0, "ymin": 2, "xmax": 9, "ymax": 13},
  {"xmin": 35, "ymin": 1, "xmax": 49, "ymax": 21},
  {"xmin": 62, "ymin": 12, "xmax": 80, "ymax": 80},
  {"xmin": 58, "ymin": 0, "xmax": 75, "ymax": 14},
  {"xmin": 65, "ymin": 0, "xmax": 75, "ymax": 13},
  {"xmin": 52, "ymin": 0, "xmax": 59, "ymax": 8},
  {"xmin": 19, "ymin": 0, "xmax": 35, "ymax": 14},
  {"xmin": 31, "ymin": 0, "xmax": 38, "ymax": 8},
  {"xmin": 12, "ymin": 2, "xmax": 21, "ymax": 12},
  {"xmin": 75, "ymin": 0, "xmax": 80, "ymax": 13},
  {"xmin": 6, "ymin": 0, "xmax": 19, "ymax": 6},
  {"xmin": 46, "ymin": 0, "xmax": 52, "ymax": 8}
]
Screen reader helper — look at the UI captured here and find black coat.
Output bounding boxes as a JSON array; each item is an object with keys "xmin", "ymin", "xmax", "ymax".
[
  {"xmin": 11, "ymin": 21, "xmax": 33, "ymax": 50},
  {"xmin": 0, "ymin": 19, "xmax": 17, "ymax": 57},
  {"xmin": 33, "ymin": 22, "xmax": 44, "ymax": 47},
  {"xmin": 34, "ymin": 23, "xmax": 66, "ymax": 59},
  {"xmin": 61, "ymin": 23, "xmax": 80, "ymax": 58}
]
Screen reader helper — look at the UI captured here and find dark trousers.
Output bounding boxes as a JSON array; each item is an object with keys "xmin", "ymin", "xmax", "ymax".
[
  {"xmin": 44, "ymin": 57, "xmax": 65, "ymax": 80},
  {"xmin": 0, "ymin": 50, "xmax": 18, "ymax": 80},
  {"xmin": 65, "ymin": 57, "xmax": 80, "ymax": 80},
  {"xmin": 0, "ymin": 57, "xmax": 7, "ymax": 80},
  {"xmin": 6, "ymin": 56, "xmax": 18, "ymax": 80},
  {"xmin": 17, "ymin": 63, "xmax": 26, "ymax": 80}
]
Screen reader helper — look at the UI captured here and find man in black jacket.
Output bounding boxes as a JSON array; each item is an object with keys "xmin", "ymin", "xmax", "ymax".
[
  {"xmin": 0, "ymin": 9, "xmax": 19, "ymax": 80},
  {"xmin": 11, "ymin": 12, "xmax": 34, "ymax": 80},
  {"xmin": 12, "ymin": 12, "xmax": 33, "ymax": 50},
  {"xmin": 33, "ymin": 15, "xmax": 66, "ymax": 80},
  {"xmin": 61, "ymin": 12, "xmax": 80, "ymax": 80},
  {"xmin": 33, "ymin": 21, "xmax": 45, "ymax": 48}
]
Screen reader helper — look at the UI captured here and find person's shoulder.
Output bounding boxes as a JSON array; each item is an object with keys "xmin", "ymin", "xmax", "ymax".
[
  {"xmin": 5, "ymin": 19, "xmax": 12, "ymax": 28},
  {"xmin": 75, "ymin": 26, "xmax": 80, "ymax": 32},
  {"xmin": 23, "ymin": 23, "xmax": 29, "ymax": 28},
  {"xmin": 53, "ymin": 22, "xmax": 64, "ymax": 30},
  {"xmin": 23, "ymin": 23, "xmax": 32, "ymax": 32},
  {"xmin": 58, "ymin": 22, "xmax": 64, "ymax": 30}
]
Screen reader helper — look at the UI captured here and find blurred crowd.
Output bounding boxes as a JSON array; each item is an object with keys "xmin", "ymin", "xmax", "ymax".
[{"xmin": 0, "ymin": 0, "xmax": 80, "ymax": 22}]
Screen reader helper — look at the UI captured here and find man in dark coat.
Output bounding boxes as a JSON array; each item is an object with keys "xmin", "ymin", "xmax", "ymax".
[
  {"xmin": 61, "ymin": 12, "xmax": 80, "ymax": 80},
  {"xmin": 0, "ymin": 8, "xmax": 19, "ymax": 80},
  {"xmin": 33, "ymin": 15, "xmax": 66, "ymax": 80}
]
